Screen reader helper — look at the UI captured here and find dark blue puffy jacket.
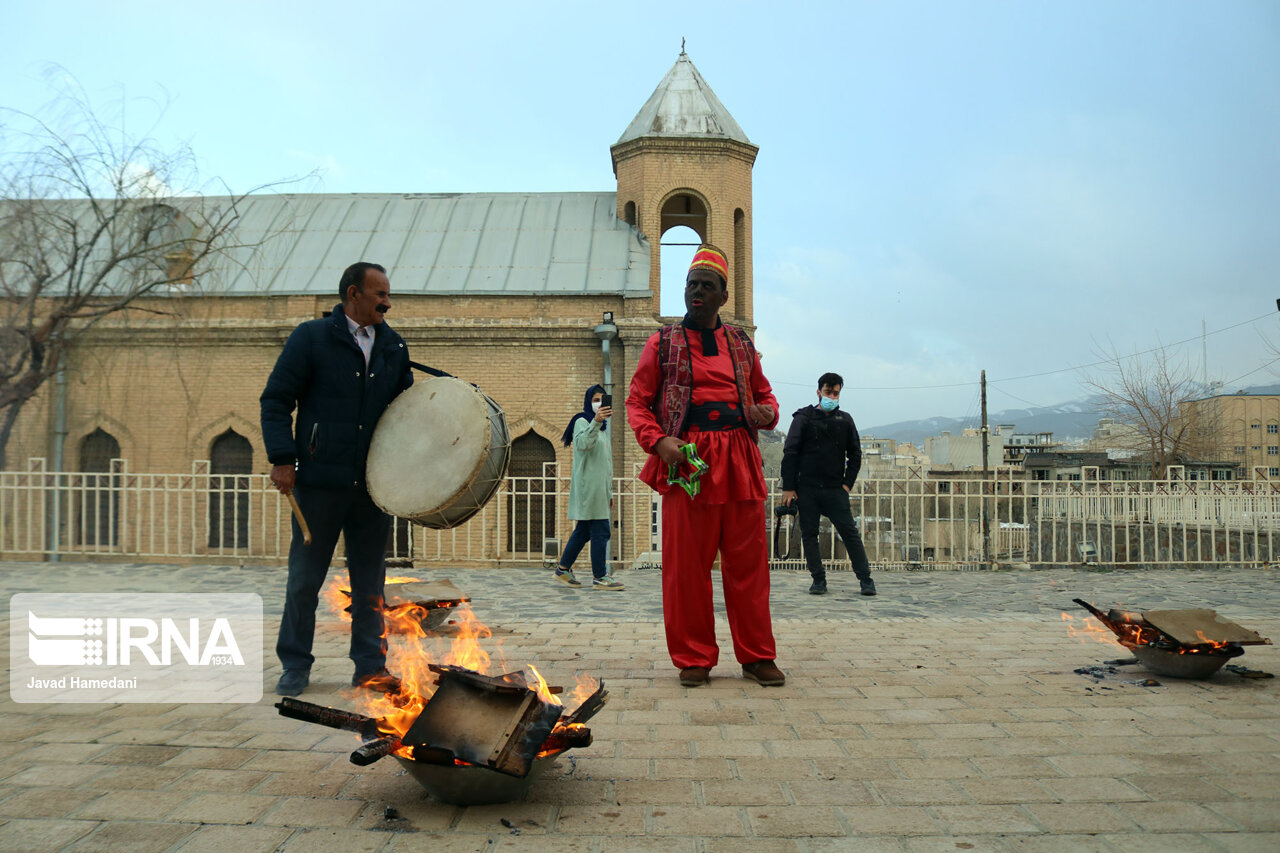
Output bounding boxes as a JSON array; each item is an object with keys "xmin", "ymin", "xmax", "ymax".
[{"xmin": 260, "ymin": 304, "xmax": 413, "ymax": 490}]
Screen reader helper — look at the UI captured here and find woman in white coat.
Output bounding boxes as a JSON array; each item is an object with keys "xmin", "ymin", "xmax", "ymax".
[{"xmin": 553, "ymin": 384, "xmax": 623, "ymax": 590}]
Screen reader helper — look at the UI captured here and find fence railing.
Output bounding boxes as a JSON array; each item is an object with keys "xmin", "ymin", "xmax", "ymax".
[{"xmin": 2, "ymin": 458, "xmax": 1277, "ymax": 568}]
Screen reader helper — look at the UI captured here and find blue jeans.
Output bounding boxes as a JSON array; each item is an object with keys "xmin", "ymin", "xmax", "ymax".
[
  {"xmin": 559, "ymin": 519, "xmax": 611, "ymax": 580},
  {"xmin": 276, "ymin": 485, "xmax": 391, "ymax": 673}
]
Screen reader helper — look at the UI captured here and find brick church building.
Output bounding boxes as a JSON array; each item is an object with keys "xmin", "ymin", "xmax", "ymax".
[{"xmin": 5, "ymin": 51, "xmax": 761, "ymax": 564}]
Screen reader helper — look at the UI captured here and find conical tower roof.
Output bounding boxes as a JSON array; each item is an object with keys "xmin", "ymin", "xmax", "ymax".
[{"xmin": 616, "ymin": 51, "xmax": 753, "ymax": 146}]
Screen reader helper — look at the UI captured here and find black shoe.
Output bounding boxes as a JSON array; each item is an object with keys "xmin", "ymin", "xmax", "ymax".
[
  {"xmin": 352, "ymin": 667, "xmax": 403, "ymax": 694},
  {"xmin": 808, "ymin": 578, "xmax": 827, "ymax": 595},
  {"xmin": 860, "ymin": 578, "xmax": 877, "ymax": 596},
  {"xmin": 275, "ymin": 668, "xmax": 310, "ymax": 697}
]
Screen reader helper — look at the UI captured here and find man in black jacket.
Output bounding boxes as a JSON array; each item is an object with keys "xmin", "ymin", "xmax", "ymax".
[
  {"xmin": 261, "ymin": 261, "xmax": 414, "ymax": 696},
  {"xmin": 780, "ymin": 372, "xmax": 876, "ymax": 596}
]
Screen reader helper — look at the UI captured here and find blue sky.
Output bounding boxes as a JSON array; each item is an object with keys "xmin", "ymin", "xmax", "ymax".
[{"xmin": 4, "ymin": 1, "xmax": 1278, "ymax": 430}]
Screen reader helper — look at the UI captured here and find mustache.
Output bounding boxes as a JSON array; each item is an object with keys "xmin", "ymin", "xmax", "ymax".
[{"xmin": 375, "ymin": 304, "xmax": 389, "ymax": 314}]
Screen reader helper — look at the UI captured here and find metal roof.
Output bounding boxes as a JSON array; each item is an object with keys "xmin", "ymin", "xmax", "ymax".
[
  {"xmin": 215, "ymin": 191, "xmax": 651, "ymax": 296},
  {"xmin": 616, "ymin": 53, "xmax": 753, "ymax": 146}
]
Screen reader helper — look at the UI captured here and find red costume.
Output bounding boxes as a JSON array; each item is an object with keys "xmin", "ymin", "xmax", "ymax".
[{"xmin": 627, "ymin": 315, "xmax": 781, "ymax": 670}]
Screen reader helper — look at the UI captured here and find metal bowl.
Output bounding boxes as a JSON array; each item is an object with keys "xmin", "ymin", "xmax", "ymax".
[
  {"xmin": 1131, "ymin": 645, "xmax": 1234, "ymax": 679},
  {"xmin": 393, "ymin": 752, "xmax": 562, "ymax": 805}
]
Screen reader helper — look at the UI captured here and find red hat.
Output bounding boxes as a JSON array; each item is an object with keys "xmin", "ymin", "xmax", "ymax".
[{"xmin": 688, "ymin": 244, "xmax": 728, "ymax": 282}]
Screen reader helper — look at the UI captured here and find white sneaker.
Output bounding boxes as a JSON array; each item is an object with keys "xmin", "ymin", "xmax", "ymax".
[{"xmin": 592, "ymin": 575, "xmax": 625, "ymax": 591}]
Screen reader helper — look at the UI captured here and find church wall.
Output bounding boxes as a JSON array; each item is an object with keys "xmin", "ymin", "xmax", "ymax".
[
  {"xmin": 612, "ymin": 139, "xmax": 755, "ymax": 327},
  {"xmin": 5, "ymin": 292, "xmax": 665, "ymax": 479}
]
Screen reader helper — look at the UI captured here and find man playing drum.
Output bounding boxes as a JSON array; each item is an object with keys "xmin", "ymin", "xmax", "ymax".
[
  {"xmin": 626, "ymin": 245, "xmax": 785, "ymax": 688},
  {"xmin": 261, "ymin": 261, "xmax": 413, "ymax": 697}
]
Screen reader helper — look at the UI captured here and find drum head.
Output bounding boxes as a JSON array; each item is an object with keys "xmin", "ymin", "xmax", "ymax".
[{"xmin": 367, "ymin": 377, "xmax": 494, "ymax": 522}]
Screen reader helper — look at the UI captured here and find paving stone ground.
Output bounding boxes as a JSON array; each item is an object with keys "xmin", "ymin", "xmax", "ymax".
[{"xmin": 1, "ymin": 560, "xmax": 1278, "ymax": 852}]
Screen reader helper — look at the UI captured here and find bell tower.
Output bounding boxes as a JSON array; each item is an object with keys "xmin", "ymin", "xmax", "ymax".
[{"xmin": 611, "ymin": 50, "xmax": 759, "ymax": 326}]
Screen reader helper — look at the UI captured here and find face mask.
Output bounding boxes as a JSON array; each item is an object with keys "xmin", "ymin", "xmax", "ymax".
[
  {"xmin": 591, "ymin": 401, "xmax": 602, "ymax": 413},
  {"xmin": 819, "ymin": 397, "xmax": 839, "ymax": 412}
]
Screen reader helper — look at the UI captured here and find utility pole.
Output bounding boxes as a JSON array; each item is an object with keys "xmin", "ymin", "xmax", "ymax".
[{"xmin": 981, "ymin": 370, "xmax": 991, "ymax": 567}]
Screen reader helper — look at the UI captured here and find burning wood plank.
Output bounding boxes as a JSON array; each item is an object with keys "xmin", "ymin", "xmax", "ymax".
[
  {"xmin": 275, "ymin": 697, "xmax": 381, "ymax": 739},
  {"xmin": 275, "ymin": 666, "xmax": 606, "ymax": 779},
  {"xmin": 1141, "ymin": 609, "xmax": 1270, "ymax": 646},
  {"xmin": 561, "ymin": 681, "xmax": 608, "ymax": 727},
  {"xmin": 1072, "ymin": 599, "xmax": 1271, "ymax": 651}
]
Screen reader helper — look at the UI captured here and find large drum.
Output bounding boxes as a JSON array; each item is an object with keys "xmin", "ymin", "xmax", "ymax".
[{"xmin": 366, "ymin": 376, "xmax": 511, "ymax": 529}]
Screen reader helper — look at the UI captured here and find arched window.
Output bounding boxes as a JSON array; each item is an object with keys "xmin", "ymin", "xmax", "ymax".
[
  {"xmin": 658, "ymin": 191, "xmax": 709, "ymax": 318},
  {"xmin": 77, "ymin": 428, "xmax": 120, "ymax": 547},
  {"xmin": 659, "ymin": 225, "xmax": 703, "ymax": 318},
  {"xmin": 507, "ymin": 431, "xmax": 556, "ymax": 555},
  {"xmin": 624, "ymin": 200, "xmax": 637, "ymax": 227},
  {"xmin": 209, "ymin": 430, "xmax": 252, "ymax": 549}
]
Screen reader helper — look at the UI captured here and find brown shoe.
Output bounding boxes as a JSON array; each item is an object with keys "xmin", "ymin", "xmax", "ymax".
[
  {"xmin": 742, "ymin": 660, "xmax": 785, "ymax": 687},
  {"xmin": 679, "ymin": 667, "xmax": 710, "ymax": 687}
]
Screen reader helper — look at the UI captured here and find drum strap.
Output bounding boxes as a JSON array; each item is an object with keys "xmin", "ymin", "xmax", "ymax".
[{"xmin": 410, "ymin": 361, "xmax": 453, "ymax": 378}]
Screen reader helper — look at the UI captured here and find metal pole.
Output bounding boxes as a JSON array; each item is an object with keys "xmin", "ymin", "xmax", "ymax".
[
  {"xmin": 593, "ymin": 318, "xmax": 618, "ymax": 396},
  {"xmin": 47, "ymin": 346, "xmax": 68, "ymax": 562},
  {"xmin": 981, "ymin": 369, "xmax": 990, "ymax": 567},
  {"xmin": 600, "ymin": 337, "xmax": 612, "ymax": 397}
]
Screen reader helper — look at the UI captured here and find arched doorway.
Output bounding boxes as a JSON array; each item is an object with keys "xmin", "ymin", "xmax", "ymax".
[
  {"xmin": 209, "ymin": 429, "xmax": 252, "ymax": 549},
  {"xmin": 507, "ymin": 431, "xmax": 556, "ymax": 555},
  {"xmin": 77, "ymin": 428, "xmax": 120, "ymax": 547}
]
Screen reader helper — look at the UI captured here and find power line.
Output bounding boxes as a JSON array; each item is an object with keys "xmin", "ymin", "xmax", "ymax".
[
  {"xmin": 773, "ymin": 310, "xmax": 1276, "ymax": 392},
  {"xmin": 990, "ymin": 386, "xmax": 1048, "ymax": 410},
  {"xmin": 987, "ymin": 311, "xmax": 1274, "ymax": 384},
  {"xmin": 1217, "ymin": 357, "xmax": 1280, "ymax": 389}
]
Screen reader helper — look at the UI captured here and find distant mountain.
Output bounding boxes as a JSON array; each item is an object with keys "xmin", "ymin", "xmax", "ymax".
[
  {"xmin": 863, "ymin": 400, "xmax": 1105, "ymax": 446},
  {"xmin": 862, "ymin": 382, "xmax": 1280, "ymax": 446}
]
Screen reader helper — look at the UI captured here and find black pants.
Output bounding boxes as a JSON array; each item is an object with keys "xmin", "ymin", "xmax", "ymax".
[
  {"xmin": 276, "ymin": 485, "xmax": 391, "ymax": 673},
  {"xmin": 798, "ymin": 486, "xmax": 871, "ymax": 582}
]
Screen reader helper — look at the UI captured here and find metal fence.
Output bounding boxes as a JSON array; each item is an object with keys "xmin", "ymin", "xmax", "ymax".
[{"xmin": 2, "ymin": 457, "xmax": 1277, "ymax": 569}]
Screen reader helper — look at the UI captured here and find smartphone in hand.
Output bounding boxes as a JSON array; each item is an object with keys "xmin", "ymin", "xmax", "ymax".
[{"xmin": 601, "ymin": 393, "xmax": 612, "ymax": 408}]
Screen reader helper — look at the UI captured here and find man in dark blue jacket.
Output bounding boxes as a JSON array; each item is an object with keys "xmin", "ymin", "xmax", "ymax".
[
  {"xmin": 780, "ymin": 372, "xmax": 876, "ymax": 597},
  {"xmin": 261, "ymin": 261, "xmax": 413, "ymax": 696}
]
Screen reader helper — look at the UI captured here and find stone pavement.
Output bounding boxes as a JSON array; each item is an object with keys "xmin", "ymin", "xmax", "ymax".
[{"xmin": 1, "ymin": 560, "xmax": 1278, "ymax": 852}]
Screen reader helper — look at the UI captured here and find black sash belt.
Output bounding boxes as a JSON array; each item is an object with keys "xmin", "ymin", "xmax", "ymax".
[{"xmin": 687, "ymin": 402, "xmax": 746, "ymax": 431}]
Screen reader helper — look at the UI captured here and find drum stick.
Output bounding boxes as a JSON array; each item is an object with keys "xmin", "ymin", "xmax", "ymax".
[{"xmin": 286, "ymin": 492, "xmax": 312, "ymax": 545}]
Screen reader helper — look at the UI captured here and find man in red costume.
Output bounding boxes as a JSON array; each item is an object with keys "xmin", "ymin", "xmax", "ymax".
[{"xmin": 626, "ymin": 244, "xmax": 785, "ymax": 688}]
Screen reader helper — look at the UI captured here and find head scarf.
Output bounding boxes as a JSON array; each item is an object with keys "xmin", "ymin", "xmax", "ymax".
[
  {"xmin": 561, "ymin": 384, "xmax": 606, "ymax": 447},
  {"xmin": 688, "ymin": 243, "xmax": 728, "ymax": 284}
]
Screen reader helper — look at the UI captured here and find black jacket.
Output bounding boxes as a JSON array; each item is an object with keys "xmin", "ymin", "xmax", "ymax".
[
  {"xmin": 780, "ymin": 404, "xmax": 862, "ymax": 491},
  {"xmin": 260, "ymin": 304, "xmax": 413, "ymax": 490}
]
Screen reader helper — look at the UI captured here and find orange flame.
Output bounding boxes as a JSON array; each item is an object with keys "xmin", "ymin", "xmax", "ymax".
[
  {"xmin": 1063, "ymin": 610, "xmax": 1233, "ymax": 654},
  {"xmin": 321, "ymin": 571, "xmax": 423, "ymax": 624},
  {"xmin": 330, "ymin": 593, "xmax": 595, "ymax": 765},
  {"xmin": 350, "ymin": 602, "xmax": 507, "ymax": 754},
  {"xmin": 442, "ymin": 606, "xmax": 494, "ymax": 672},
  {"xmin": 1061, "ymin": 612, "xmax": 1121, "ymax": 646},
  {"xmin": 527, "ymin": 664, "xmax": 562, "ymax": 707},
  {"xmin": 565, "ymin": 674, "xmax": 600, "ymax": 709},
  {"xmin": 322, "ymin": 571, "xmax": 354, "ymax": 624}
]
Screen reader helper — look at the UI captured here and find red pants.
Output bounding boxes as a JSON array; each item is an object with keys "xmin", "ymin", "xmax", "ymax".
[{"xmin": 661, "ymin": 494, "xmax": 776, "ymax": 669}]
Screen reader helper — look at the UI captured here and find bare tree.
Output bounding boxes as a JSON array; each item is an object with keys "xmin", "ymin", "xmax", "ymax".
[
  {"xmin": 0, "ymin": 79, "xmax": 288, "ymax": 468},
  {"xmin": 1080, "ymin": 346, "xmax": 1217, "ymax": 478}
]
